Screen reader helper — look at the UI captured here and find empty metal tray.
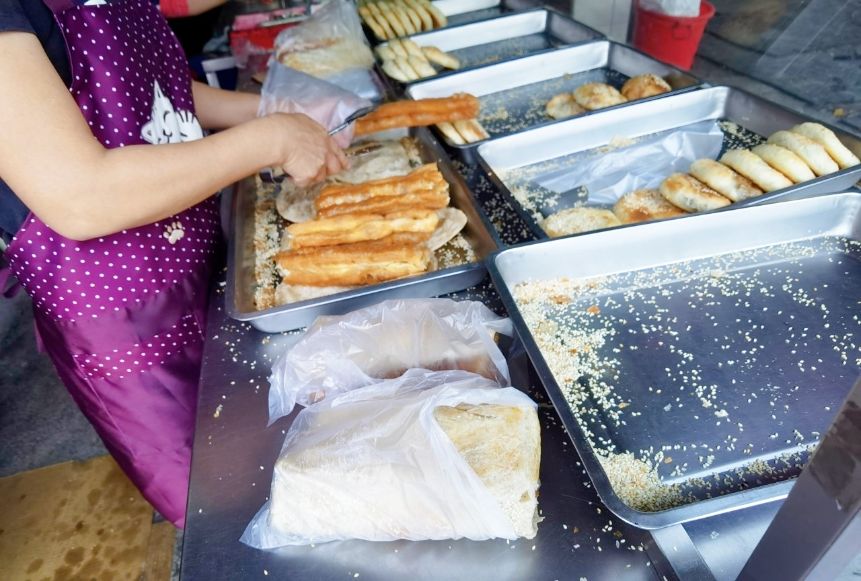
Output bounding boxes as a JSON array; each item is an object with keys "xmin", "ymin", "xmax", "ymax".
[
  {"xmin": 478, "ymin": 85, "xmax": 861, "ymax": 240},
  {"xmin": 226, "ymin": 128, "xmax": 499, "ymax": 332},
  {"xmin": 408, "ymin": 40, "xmax": 701, "ymax": 158},
  {"xmin": 489, "ymin": 192, "xmax": 861, "ymax": 528}
]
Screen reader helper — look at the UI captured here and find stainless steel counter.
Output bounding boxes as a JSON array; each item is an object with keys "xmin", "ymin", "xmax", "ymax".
[{"xmin": 180, "ymin": 279, "xmax": 662, "ymax": 581}]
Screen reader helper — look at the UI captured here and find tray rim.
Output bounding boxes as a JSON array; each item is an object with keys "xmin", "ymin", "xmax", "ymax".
[
  {"xmin": 486, "ymin": 192, "xmax": 861, "ymax": 528},
  {"xmin": 406, "ymin": 38, "xmax": 705, "ymax": 154},
  {"xmin": 476, "ymin": 84, "xmax": 861, "ymax": 241},
  {"xmin": 225, "ymin": 127, "xmax": 502, "ymax": 331}
]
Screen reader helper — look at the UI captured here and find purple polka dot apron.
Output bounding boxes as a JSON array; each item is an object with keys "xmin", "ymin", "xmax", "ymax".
[{"xmin": 3, "ymin": 0, "xmax": 221, "ymax": 527}]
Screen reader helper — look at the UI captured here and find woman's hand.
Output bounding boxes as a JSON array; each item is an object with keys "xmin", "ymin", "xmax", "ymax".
[{"xmin": 266, "ymin": 113, "xmax": 349, "ymax": 187}]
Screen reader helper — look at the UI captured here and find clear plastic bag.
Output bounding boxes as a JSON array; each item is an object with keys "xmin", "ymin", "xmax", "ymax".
[
  {"xmin": 241, "ymin": 369, "xmax": 540, "ymax": 548},
  {"xmin": 257, "ymin": 62, "xmax": 371, "ymax": 146},
  {"xmin": 521, "ymin": 119, "xmax": 724, "ymax": 210},
  {"xmin": 268, "ymin": 299, "xmax": 513, "ymax": 423},
  {"xmin": 273, "ymin": 0, "xmax": 376, "ymax": 97}
]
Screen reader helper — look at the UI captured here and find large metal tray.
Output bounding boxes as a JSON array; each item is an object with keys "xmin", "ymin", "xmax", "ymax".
[
  {"xmin": 408, "ymin": 40, "xmax": 701, "ymax": 158},
  {"xmin": 478, "ymin": 85, "xmax": 861, "ymax": 240},
  {"xmin": 488, "ymin": 192, "xmax": 861, "ymax": 528},
  {"xmin": 379, "ymin": 9, "xmax": 601, "ymax": 85},
  {"xmin": 226, "ymin": 128, "xmax": 500, "ymax": 332}
]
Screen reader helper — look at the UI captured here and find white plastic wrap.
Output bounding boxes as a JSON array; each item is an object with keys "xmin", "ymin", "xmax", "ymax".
[
  {"xmin": 241, "ymin": 370, "xmax": 539, "ymax": 548},
  {"xmin": 531, "ymin": 119, "xmax": 724, "ymax": 205},
  {"xmin": 640, "ymin": 0, "xmax": 701, "ymax": 17},
  {"xmin": 257, "ymin": 62, "xmax": 371, "ymax": 144},
  {"xmin": 268, "ymin": 299, "xmax": 513, "ymax": 423},
  {"xmin": 273, "ymin": 0, "xmax": 378, "ymax": 99}
]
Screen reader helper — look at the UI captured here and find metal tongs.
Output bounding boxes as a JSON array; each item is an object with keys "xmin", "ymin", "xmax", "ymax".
[{"xmin": 260, "ymin": 105, "xmax": 376, "ymax": 184}]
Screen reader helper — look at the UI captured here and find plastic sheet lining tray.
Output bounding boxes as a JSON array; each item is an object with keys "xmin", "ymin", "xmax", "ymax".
[
  {"xmin": 225, "ymin": 127, "xmax": 499, "ymax": 333},
  {"xmin": 378, "ymin": 9, "xmax": 602, "ymax": 85},
  {"xmin": 488, "ymin": 193, "xmax": 861, "ymax": 528},
  {"xmin": 407, "ymin": 40, "xmax": 700, "ymax": 159},
  {"xmin": 478, "ymin": 85, "xmax": 861, "ymax": 240}
]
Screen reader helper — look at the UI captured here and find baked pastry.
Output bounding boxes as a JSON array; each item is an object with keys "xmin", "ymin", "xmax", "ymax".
[
  {"xmin": 612, "ymin": 188, "xmax": 687, "ymax": 224},
  {"xmin": 403, "ymin": 0, "xmax": 434, "ymax": 30},
  {"xmin": 620, "ymin": 74, "xmax": 672, "ymax": 101},
  {"xmin": 277, "ymin": 232, "xmax": 432, "ymax": 286},
  {"xmin": 659, "ymin": 173, "xmax": 731, "ymax": 212},
  {"xmin": 541, "ymin": 207, "xmax": 621, "ymax": 237},
  {"xmin": 573, "ymin": 83, "xmax": 627, "ymax": 111},
  {"xmin": 545, "ymin": 93, "xmax": 585, "ymax": 120},
  {"xmin": 751, "ymin": 144, "xmax": 815, "ymax": 183},
  {"xmin": 688, "ymin": 158, "xmax": 763, "ymax": 202},
  {"xmin": 427, "ymin": 208, "xmax": 468, "ymax": 251},
  {"xmin": 381, "ymin": 59, "xmax": 413, "ymax": 83},
  {"xmin": 791, "ymin": 122, "xmax": 860, "ymax": 169},
  {"xmin": 719, "ymin": 149, "xmax": 793, "ymax": 192},
  {"xmin": 436, "ymin": 121, "xmax": 466, "ymax": 145},
  {"xmin": 355, "ymin": 94, "xmax": 480, "ymax": 136},
  {"xmin": 768, "ymin": 131, "xmax": 839, "ymax": 176},
  {"xmin": 422, "ymin": 46, "xmax": 459, "ymax": 69},
  {"xmin": 284, "ymin": 210, "xmax": 440, "ymax": 250},
  {"xmin": 408, "ymin": 54, "xmax": 437, "ymax": 77},
  {"xmin": 452, "ymin": 119, "xmax": 489, "ymax": 142}
]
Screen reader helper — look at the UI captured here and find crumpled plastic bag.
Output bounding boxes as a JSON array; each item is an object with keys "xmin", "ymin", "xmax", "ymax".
[
  {"xmin": 273, "ymin": 0, "xmax": 377, "ymax": 99},
  {"xmin": 257, "ymin": 62, "xmax": 370, "ymax": 148},
  {"xmin": 529, "ymin": 119, "xmax": 724, "ymax": 208},
  {"xmin": 268, "ymin": 299, "xmax": 513, "ymax": 423},
  {"xmin": 640, "ymin": 0, "xmax": 701, "ymax": 17},
  {"xmin": 241, "ymin": 369, "xmax": 540, "ymax": 548}
]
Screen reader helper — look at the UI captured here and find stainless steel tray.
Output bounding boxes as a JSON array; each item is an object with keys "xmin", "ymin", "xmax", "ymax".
[
  {"xmin": 408, "ymin": 40, "xmax": 700, "ymax": 158},
  {"xmin": 379, "ymin": 9, "xmax": 601, "ymax": 85},
  {"xmin": 478, "ymin": 85, "xmax": 861, "ymax": 240},
  {"xmin": 225, "ymin": 128, "xmax": 500, "ymax": 332},
  {"xmin": 488, "ymin": 192, "xmax": 861, "ymax": 528}
]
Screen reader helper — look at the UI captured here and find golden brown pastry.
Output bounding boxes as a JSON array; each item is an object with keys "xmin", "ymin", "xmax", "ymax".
[
  {"xmin": 421, "ymin": 46, "xmax": 459, "ymax": 69},
  {"xmin": 612, "ymin": 188, "xmax": 688, "ymax": 224},
  {"xmin": 573, "ymin": 82, "xmax": 627, "ymax": 110},
  {"xmin": 719, "ymin": 149, "xmax": 793, "ymax": 192},
  {"xmin": 751, "ymin": 144, "xmax": 815, "ymax": 183},
  {"xmin": 545, "ymin": 93, "xmax": 585, "ymax": 120},
  {"xmin": 277, "ymin": 233, "xmax": 432, "ymax": 287},
  {"xmin": 620, "ymin": 74, "xmax": 672, "ymax": 101},
  {"xmin": 767, "ymin": 131, "xmax": 839, "ymax": 176},
  {"xmin": 791, "ymin": 122, "xmax": 860, "ymax": 169},
  {"xmin": 659, "ymin": 173, "xmax": 731, "ymax": 212},
  {"xmin": 541, "ymin": 207, "xmax": 621, "ymax": 237},
  {"xmin": 688, "ymin": 158, "xmax": 763, "ymax": 202},
  {"xmin": 284, "ymin": 210, "xmax": 440, "ymax": 250},
  {"xmin": 316, "ymin": 163, "xmax": 447, "ymax": 211},
  {"xmin": 355, "ymin": 94, "xmax": 481, "ymax": 136}
]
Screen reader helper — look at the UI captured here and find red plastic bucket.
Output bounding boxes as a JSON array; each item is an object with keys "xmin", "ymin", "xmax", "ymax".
[{"xmin": 631, "ymin": 1, "xmax": 716, "ymax": 71}]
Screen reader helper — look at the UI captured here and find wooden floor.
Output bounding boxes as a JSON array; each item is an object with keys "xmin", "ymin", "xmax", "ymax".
[{"xmin": 0, "ymin": 456, "xmax": 175, "ymax": 581}]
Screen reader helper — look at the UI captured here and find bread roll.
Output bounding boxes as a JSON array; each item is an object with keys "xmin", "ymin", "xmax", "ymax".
[
  {"xmin": 613, "ymin": 188, "xmax": 687, "ymax": 224},
  {"xmin": 422, "ymin": 46, "xmax": 460, "ymax": 69},
  {"xmin": 620, "ymin": 74, "xmax": 672, "ymax": 101},
  {"xmin": 659, "ymin": 173, "xmax": 731, "ymax": 212},
  {"xmin": 573, "ymin": 83, "xmax": 627, "ymax": 110},
  {"xmin": 751, "ymin": 144, "xmax": 815, "ymax": 183},
  {"xmin": 689, "ymin": 158, "xmax": 763, "ymax": 202},
  {"xmin": 720, "ymin": 149, "xmax": 793, "ymax": 192},
  {"xmin": 541, "ymin": 207, "xmax": 621, "ymax": 237},
  {"xmin": 545, "ymin": 93, "xmax": 585, "ymax": 120},
  {"xmin": 768, "ymin": 131, "xmax": 839, "ymax": 176},
  {"xmin": 791, "ymin": 122, "xmax": 860, "ymax": 169}
]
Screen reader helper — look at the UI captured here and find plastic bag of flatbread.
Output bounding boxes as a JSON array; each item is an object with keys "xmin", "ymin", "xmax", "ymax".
[
  {"xmin": 241, "ymin": 370, "xmax": 541, "ymax": 548},
  {"xmin": 268, "ymin": 299, "xmax": 513, "ymax": 423}
]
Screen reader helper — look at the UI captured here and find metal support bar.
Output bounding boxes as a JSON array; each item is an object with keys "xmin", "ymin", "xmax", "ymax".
[
  {"xmin": 650, "ymin": 524, "xmax": 716, "ymax": 581},
  {"xmin": 738, "ymin": 378, "xmax": 861, "ymax": 581}
]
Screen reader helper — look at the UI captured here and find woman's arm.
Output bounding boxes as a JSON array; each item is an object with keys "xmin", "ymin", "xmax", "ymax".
[
  {"xmin": 0, "ymin": 33, "xmax": 346, "ymax": 241},
  {"xmin": 192, "ymin": 81, "xmax": 260, "ymax": 130}
]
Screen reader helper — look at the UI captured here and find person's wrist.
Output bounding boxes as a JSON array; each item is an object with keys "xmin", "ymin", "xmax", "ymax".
[{"xmin": 259, "ymin": 114, "xmax": 291, "ymax": 169}]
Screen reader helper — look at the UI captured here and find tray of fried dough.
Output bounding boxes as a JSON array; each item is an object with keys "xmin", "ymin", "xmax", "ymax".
[{"xmin": 226, "ymin": 127, "xmax": 499, "ymax": 332}]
